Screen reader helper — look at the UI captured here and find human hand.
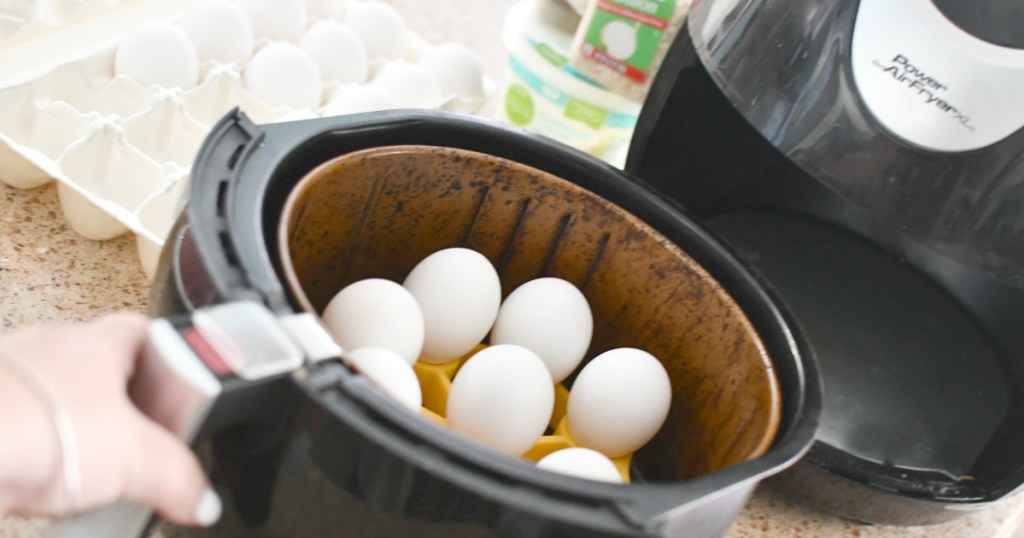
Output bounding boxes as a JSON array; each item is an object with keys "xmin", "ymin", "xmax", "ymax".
[{"xmin": 0, "ymin": 312, "xmax": 220, "ymax": 527}]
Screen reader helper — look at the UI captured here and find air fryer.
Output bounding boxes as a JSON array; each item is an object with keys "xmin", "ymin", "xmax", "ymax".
[
  {"xmin": 126, "ymin": 109, "xmax": 822, "ymax": 537},
  {"xmin": 627, "ymin": 0, "xmax": 1024, "ymax": 525}
]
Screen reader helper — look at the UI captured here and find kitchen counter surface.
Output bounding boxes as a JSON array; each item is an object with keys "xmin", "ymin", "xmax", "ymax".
[{"xmin": 2, "ymin": 1, "xmax": 1024, "ymax": 537}]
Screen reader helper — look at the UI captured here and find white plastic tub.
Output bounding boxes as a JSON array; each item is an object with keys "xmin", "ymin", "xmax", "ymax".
[{"xmin": 494, "ymin": 1, "xmax": 641, "ymax": 168}]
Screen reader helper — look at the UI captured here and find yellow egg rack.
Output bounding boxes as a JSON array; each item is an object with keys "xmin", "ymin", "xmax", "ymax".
[{"xmin": 413, "ymin": 344, "xmax": 633, "ymax": 483}]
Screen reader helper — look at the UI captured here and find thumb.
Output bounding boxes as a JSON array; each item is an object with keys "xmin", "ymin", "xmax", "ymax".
[{"xmin": 123, "ymin": 414, "xmax": 222, "ymax": 527}]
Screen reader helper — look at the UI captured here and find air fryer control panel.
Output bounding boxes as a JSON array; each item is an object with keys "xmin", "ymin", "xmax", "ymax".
[{"xmin": 852, "ymin": 0, "xmax": 1024, "ymax": 151}]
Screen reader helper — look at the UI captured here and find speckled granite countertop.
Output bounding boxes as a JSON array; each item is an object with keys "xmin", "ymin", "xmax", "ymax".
[{"xmin": 2, "ymin": 1, "xmax": 1024, "ymax": 537}]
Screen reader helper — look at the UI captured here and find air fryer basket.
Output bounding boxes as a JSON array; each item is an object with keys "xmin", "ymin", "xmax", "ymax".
[
  {"xmin": 280, "ymin": 143, "xmax": 782, "ymax": 476},
  {"xmin": 152, "ymin": 110, "xmax": 820, "ymax": 537}
]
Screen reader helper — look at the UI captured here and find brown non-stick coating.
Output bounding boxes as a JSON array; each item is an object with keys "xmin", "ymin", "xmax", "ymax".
[{"xmin": 278, "ymin": 145, "xmax": 781, "ymax": 481}]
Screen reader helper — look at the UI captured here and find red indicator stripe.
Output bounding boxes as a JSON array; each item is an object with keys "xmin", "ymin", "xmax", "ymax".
[{"xmin": 184, "ymin": 328, "xmax": 233, "ymax": 376}]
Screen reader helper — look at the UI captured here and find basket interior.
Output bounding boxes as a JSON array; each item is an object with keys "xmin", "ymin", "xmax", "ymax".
[{"xmin": 276, "ymin": 144, "xmax": 781, "ymax": 480}]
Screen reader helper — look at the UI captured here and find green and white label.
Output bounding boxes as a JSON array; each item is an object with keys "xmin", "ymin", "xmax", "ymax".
[
  {"xmin": 504, "ymin": 83, "xmax": 536, "ymax": 126},
  {"xmin": 580, "ymin": 0, "xmax": 678, "ymax": 82}
]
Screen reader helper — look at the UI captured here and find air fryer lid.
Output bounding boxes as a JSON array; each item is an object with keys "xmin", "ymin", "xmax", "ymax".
[
  {"xmin": 172, "ymin": 109, "xmax": 820, "ymax": 536},
  {"xmin": 625, "ymin": 0, "xmax": 1024, "ymax": 524}
]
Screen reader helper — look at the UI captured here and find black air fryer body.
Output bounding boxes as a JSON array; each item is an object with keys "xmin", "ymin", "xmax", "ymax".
[
  {"xmin": 628, "ymin": 0, "xmax": 1024, "ymax": 525},
  {"xmin": 151, "ymin": 110, "xmax": 821, "ymax": 537}
]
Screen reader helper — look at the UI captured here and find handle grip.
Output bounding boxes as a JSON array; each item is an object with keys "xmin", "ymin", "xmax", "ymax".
[
  {"xmin": 46, "ymin": 302, "xmax": 323, "ymax": 538},
  {"xmin": 47, "ymin": 316, "xmax": 223, "ymax": 538}
]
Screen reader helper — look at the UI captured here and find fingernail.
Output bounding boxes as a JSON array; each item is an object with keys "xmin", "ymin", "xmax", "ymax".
[{"xmin": 194, "ymin": 488, "xmax": 222, "ymax": 527}]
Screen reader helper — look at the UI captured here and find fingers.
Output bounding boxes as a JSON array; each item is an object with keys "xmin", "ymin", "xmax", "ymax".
[
  {"xmin": 122, "ymin": 414, "xmax": 221, "ymax": 527},
  {"xmin": 107, "ymin": 311, "xmax": 223, "ymax": 527},
  {"xmin": 91, "ymin": 311, "xmax": 150, "ymax": 378},
  {"xmin": 0, "ymin": 311, "xmax": 224, "ymax": 526},
  {"xmin": 93, "ymin": 311, "xmax": 149, "ymax": 344},
  {"xmin": 0, "ymin": 311, "xmax": 150, "ymax": 381}
]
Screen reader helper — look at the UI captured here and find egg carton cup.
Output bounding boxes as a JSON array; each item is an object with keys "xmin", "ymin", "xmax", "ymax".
[
  {"xmin": 0, "ymin": 0, "xmax": 494, "ymax": 279},
  {"xmin": 0, "ymin": 0, "xmax": 137, "ymax": 48},
  {"xmin": 413, "ymin": 344, "xmax": 634, "ymax": 483}
]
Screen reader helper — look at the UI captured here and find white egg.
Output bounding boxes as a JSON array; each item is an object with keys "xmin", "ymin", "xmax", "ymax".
[
  {"xmin": 306, "ymin": 0, "xmax": 345, "ymax": 19},
  {"xmin": 114, "ymin": 21, "xmax": 200, "ymax": 89},
  {"xmin": 176, "ymin": 0, "xmax": 254, "ymax": 64},
  {"xmin": 243, "ymin": 42, "xmax": 323, "ymax": 109},
  {"xmin": 300, "ymin": 21, "xmax": 368, "ymax": 84},
  {"xmin": 446, "ymin": 344, "xmax": 554, "ymax": 456},
  {"xmin": 536, "ymin": 447, "xmax": 623, "ymax": 483},
  {"xmin": 372, "ymin": 63, "xmax": 443, "ymax": 109},
  {"xmin": 416, "ymin": 43, "xmax": 486, "ymax": 101},
  {"xmin": 2, "ymin": 0, "xmax": 35, "ymax": 20},
  {"xmin": 237, "ymin": 0, "xmax": 308, "ymax": 41},
  {"xmin": 567, "ymin": 348, "xmax": 672, "ymax": 458},
  {"xmin": 344, "ymin": 347, "xmax": 422, "ymax": 412},
  {"xmin": 322, "ymin": 85, "xmax": 396, "ymax": 116},
  {"xmin": 274, "ymin": 108, "xmax": 320, "ymax": 122},
  {"xmin": 343, "ymin": 1, "xmax": 409, "ymax": 61},
  {"xmin": 403, "ymin": 248, "xmax": 501, "ymax": 364},
  {"xmin": 321, "ymin": 278, "xmax": 424, "ymax": 365},
  {"xmin": 490, "ymin": 277, "xmax": 592, "ymax": 383}
]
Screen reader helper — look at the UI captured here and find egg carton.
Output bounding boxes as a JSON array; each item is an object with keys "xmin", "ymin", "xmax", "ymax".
[{"xmin": 0, "ymin": 0, "xmax": 494, "ymax": 279}]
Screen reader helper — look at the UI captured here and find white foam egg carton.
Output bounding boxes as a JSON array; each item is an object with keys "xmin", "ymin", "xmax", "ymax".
[{"xmin": 0, "ymin": 0, "xmax": 494, "ymax": 279}]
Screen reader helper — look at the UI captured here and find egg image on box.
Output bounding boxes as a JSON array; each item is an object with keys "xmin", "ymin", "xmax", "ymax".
[
  {"xmin": 567, "ymin": 348, "xmax": 671, "ymax": 458},
  {"xmin": 536, "ymin": 447, "xmax": 623, "ymax": 483},
  {"xmin": 416, "ymin": 43, "xmax": 487, "ymax": 102},
  {"xmin": 371, "ymin": 63, "xmax": 443, "ymax": 109},
  {"xmin": 176, "ymin": 0, "xmax": 254, "ymax": 65},
  {"xmin": 403, "ymin": 248, "xmax": 501, "ymax": 364},
  {"xmin": 322, "ymin": 84, "xmax": 396, "ymax": 116},
  {"xmin": 300, "ymin": 21, "xmax": 369, "ymax": 84},
  {"xmin": 321, "ymin": 278, "xmax": 425, "ymax": 365},
  {"xmin": 344, "ymin": 347, "xmax": 423, "ymax": 412},
  {"xmin": 446, "ymin": 344, "xmax": 555, "ymax": 456},
  {"xmin": 114, "ymin": 21, "xmax": 200, "ymax": 89},
  {"xmin": 237, "ymin": 0, "xmax": 308, "ymax": 41},
  {"xmin": 600, "ymin": 19, "xmax": 638, "ymax": 61},
  {"xmin": 243, "ymin": 42, "xmax": 323, "ymax": 109},
  {"xmin": 343, "ymin": 1, "xmax": 409, "ymax": 61},
  {"xmin": 490, "ymin": 277, "xmax": 593, "ymax": 383}
]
